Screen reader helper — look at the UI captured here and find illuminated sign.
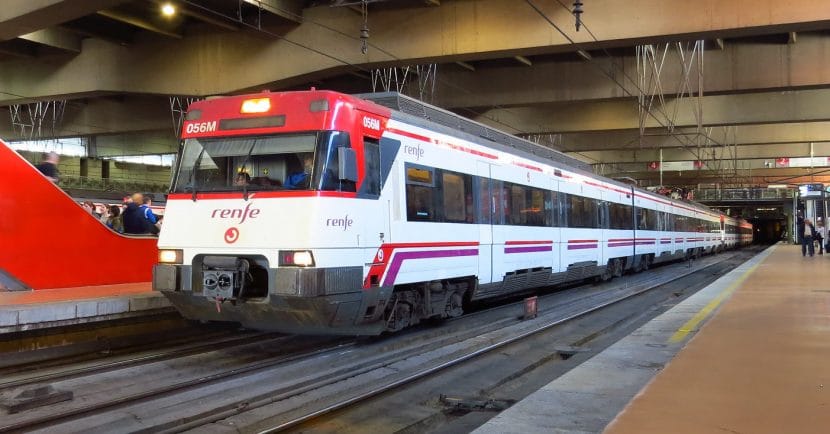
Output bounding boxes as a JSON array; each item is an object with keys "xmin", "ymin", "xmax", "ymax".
[{"xmin": 799, "ymin": 183, "xmax": 824, "ymax": 198}]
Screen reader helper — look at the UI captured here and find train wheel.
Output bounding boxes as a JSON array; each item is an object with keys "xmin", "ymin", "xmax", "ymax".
[
  {"xmin": 385, "ymin": 302, "xmax": 412, "ymax": 333},
  {"xmin": 642, "ymin": 255, "xmax": 651, "ymax": 270}
]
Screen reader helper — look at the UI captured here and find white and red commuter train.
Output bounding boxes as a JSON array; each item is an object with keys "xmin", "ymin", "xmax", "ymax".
[{"xmin": 153, "ymin": 90, "xmax": 753, "ymax": 335}]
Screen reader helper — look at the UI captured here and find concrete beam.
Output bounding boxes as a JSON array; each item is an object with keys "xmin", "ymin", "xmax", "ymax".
[
  {"xmin": 19, "ymin": 27, "xmax": 81, "ymax": 52},
  {"xmin": 95, "ymin": 130, "xmax": 178, "ymax": 156},
  {"xmin": 554, "ymin": 122, "xmax": 830, "ymax": 152},
  {"xmin": 4, "ymin": 0, "xmax": 830, "ymax": 103},
  {"xmin": 456, "ymin": 61, "xmax": 476, "ymax": 72},
  {"xmin": 571, "ymin": 142, "xmax": 830, "ymax": 165},
  {"xmin": 242, "ymin": 0, "xmax": 304, "ymax": 24},
  {"xmin": 514, "ymin": 55, "xmax": 532, "ymax": 66},
  {"xmin": 0, "ymin": 95, "xmax": 171, "ymax": 139},
  {"xmin": 433, "ymin": 33, "xmax": 830, "ymax": 109},
  {"xmin": 473, "ymin": 89, "xmax": 830, "ymax": 134},
  {"xmin": 596, "ymin": 164, "xmax": 830, "ymax": 186},
  {"xmin": 0, "ymin": 0, "xmax": 129, "ymax": 41},
  {"xmin": 0, "ymin": 39, "xmax": 37, "ymax": 58},
  {"xmin": 96, "ymin": 9, "xmax": 182, "ymax": 39}
]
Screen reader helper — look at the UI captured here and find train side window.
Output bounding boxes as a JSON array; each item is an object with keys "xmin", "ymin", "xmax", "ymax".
[
  {"xmin": 474, "ymin": 176, "xmax": 492, "ymax": 224},
  {"xmin": 529, "ymin": 188, "xmax": 546, "ymax": 227},
  {"xmin": 405, "ymin": 164, "xmax": 435, "ymax": 221},
  {"xmin": 493, "ymin": 180, "xmax": 506, "ymax": 225},
  {"xmin": 649, "ymin": 209, "xmax": 659, "ymax": 230},
  {"xmin": 545, "ymin": 191, "xmax": 562, "ymax": 228},
  {"xmin": 361, "ymin": 138, "xmax": 380, "ymax": 196},
  {"xmin": 442, "ymin": 172, "xmax": 472, "ymax": 223},
  {"xmin": 636, "ymin": 207, "xmax": 645, "ymax": 230},
  {"xmin": 636, "ymin": 207, "xmax": 659, "ymax": 231},
  {"xmin": 509, "ymin": 184, "xmax": 527, "ymax": 226},
  {"xmin": 568, "ymin": 194, "xmax": 597, "ymax": 228},
  {"xmin": 560, "ymin": 193, "xmax": 571, "ymax": 227},
  {"xmin": 676, "ymin": 215, "xmax": 687, "ymax": 232},
  {"xmin": 609, "ymin": 202, "xmax": 632, "ymax": 230},
  {"xmin": 599, "ymin": 201, "xmax": 609, "ymax": 229}
]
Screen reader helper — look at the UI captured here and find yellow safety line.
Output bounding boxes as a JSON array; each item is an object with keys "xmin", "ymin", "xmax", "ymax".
[{"xmin": 668, "ymin": 261, "xmax": 761, "ymax": 343}]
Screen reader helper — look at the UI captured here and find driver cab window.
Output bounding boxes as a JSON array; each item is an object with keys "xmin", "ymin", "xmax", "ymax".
[{"xmin": 173, "ymin": 132, "xmax": 356, "ymax": 193}]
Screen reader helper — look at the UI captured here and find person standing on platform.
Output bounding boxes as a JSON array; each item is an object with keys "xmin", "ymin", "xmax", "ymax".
[
  {"xmin": 35, "ymin": 151, "xmax": 60, "ymax": 182},
  {"xmin": 797, "ymin": 212, "xmax": 805, "ymax": 245},
  {"xmin": 816, "ymin": 218, "xmax": 826, "ymax": 255},
  {"xmin": 123, "ymin": 193, "xmax": 153, "ymax": 235},
  {"xmin": 106, "ymin": 205, "xmax": 124, "ymax": 233},
  {"xmin": 140, "ymin": 195, "xmax": 160, "ymax": 235},
  {"xmin": 802, "ymin": 218, "xmax": 816, "ymax": 257}
]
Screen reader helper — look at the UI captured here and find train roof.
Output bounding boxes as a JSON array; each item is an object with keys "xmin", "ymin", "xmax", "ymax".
[
  {"xmin": 357, "ymin": 92, "xmax": 592, "ymax": 172},
  {"xmin": 355, "ymin": 92, "xmax": 729, "ymax": 218}
]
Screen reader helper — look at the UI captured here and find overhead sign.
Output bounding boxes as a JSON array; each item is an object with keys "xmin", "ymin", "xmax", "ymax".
[
  {"xmin": 777, "ymin": 157, "xmax": 830, "ymax": 168},
  {"xmin": 799, "ymin": 183, "xmax": 824, "ymax": 198},
  {"xmin": 646, "ymin": 161, "xmax": 702, "ymax": 171}
]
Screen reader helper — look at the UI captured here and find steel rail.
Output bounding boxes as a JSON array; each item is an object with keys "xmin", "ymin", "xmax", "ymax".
[{"xmin": 0, "ymin": 332, "xmax": 283, "ymax": 390}]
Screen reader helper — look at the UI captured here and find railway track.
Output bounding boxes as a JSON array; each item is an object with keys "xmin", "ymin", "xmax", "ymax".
[
  {"xmin": 249, "ymin": 249, "xmax": 761, "ymax": 433},
  {"xmin": 0, "ymin": 331, "xmax": 286, "ymax": 390},
  {"xmin": 0, "ymin": 248, "xmax": 760, "ymax": 433}
]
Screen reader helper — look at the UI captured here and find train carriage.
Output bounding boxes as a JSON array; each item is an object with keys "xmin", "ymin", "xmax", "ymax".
[{"xmin": 153, "ymin": 90, "xmax": 751, "ymax": 335}]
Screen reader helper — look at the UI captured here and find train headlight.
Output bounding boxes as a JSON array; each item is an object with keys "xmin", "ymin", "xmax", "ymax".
[
  {"xmin": 158, "ymin": 249, "xmax": 183, "ymax": 264},
  {"xmin": 279, "ymin": 250, "xmax": 315, "ymax": 267}
]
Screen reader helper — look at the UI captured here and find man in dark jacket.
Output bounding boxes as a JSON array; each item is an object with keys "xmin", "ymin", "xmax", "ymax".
[
  {"xmin": 802, "ymin": 218, "xmax": 816, "ymax": 257},
  {"xmin": 123, "ymin": 193, "xmax": 151, "ymax": 234},
  {"xmin": 35, "ymin": 152, "xmax": 60, "ymax": 182}
]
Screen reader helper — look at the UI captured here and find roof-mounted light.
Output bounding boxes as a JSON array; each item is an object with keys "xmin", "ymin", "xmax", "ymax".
[
  {"xmin": 241, "ymin": 98, "xmax": 271, "ymax": 114},
  {"xmin": 309, "ymin": 99, "xmax": 329, "ymax": 112}
]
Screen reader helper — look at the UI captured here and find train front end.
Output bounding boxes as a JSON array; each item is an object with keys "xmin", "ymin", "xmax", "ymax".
[{"xmin": 153, "ymin": 91, "xmax": 394, "ymax": 335}]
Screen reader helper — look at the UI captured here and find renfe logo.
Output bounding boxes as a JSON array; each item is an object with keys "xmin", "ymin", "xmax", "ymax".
[
  {"xmin": 327, "ymin": 215, "xmax": 353, "ymax": 231},
  {"xmin": 363, "ymin": 117, "xmax": 381, "ymax": 131},
  {"xmin": 404, "ymin": 143, "xmax": 424, "ymax": 160},
  {"xmin": 211, "ymin": 202, "xmax": 261, "ymax": 224}
]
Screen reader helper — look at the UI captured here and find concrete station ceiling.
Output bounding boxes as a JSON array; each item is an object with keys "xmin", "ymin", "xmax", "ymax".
[{"xmin": 3, "ymin": 0, "xmax": 830, "ymax": 187}]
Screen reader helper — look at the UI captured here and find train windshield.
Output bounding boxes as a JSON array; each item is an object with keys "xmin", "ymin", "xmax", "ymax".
[{"xmin": 172, "ymin": 131, "xmax": 354, "ymax": 193}]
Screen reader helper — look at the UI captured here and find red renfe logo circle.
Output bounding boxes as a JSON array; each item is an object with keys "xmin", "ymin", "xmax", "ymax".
[{"xmin": 224, "ymin": 227, "xmax": 240, "ymax": 244}]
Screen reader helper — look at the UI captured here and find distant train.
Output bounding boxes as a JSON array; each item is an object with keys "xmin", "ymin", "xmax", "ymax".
[{"xmin": 153, "ymin": 90, "xmax": 752, "ymax": 335}]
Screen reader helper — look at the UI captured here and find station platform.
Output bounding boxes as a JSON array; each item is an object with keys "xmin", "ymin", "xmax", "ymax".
[
  {"xmin": 475, "ymin": 243, "xmax": 830, "ymax": 434},
  {"xmin": 0, "ymin": 283, "xmax": 172, "ymax": 334}
]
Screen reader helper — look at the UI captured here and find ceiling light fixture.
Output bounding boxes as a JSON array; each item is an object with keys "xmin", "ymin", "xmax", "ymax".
[{"xmin": 161, "ymin": 3, "xmax": 176, "ymax": 17}]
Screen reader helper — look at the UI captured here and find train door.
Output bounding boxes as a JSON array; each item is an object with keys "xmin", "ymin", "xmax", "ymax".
[
  {"xmin": 476, "ymin": 162, "xmax": 493, "ymax": 284},
  {"xmin": 362, "ymin": 137, "xmax": 391, "ymax": 252}
]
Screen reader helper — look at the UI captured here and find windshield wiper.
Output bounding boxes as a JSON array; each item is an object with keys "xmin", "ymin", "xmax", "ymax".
[
  {"xmin": 188, "ymin": 148, "xmax": 206, "ymax": 202},
  {"xmin": 239, "ymin": 140, "xmax": 258, "ymax": 201}
]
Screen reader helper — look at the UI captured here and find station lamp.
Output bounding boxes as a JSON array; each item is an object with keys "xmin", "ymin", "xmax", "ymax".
[{"xmin": 161, "ymin": 3, "xmax": 176, "ymax": 17}]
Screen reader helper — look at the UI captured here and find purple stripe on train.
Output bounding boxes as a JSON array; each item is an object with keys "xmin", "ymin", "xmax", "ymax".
[
  {"xmin": 382, "ymin": 248, "xmax": 479, "ymax": 286},
  {"xmin": 568, "ymin": 244, "xmax": 598, "ymax": 250},
  {"xmin": 504, "ymin": 246, "xmax": 553, "ymax": 254}
]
